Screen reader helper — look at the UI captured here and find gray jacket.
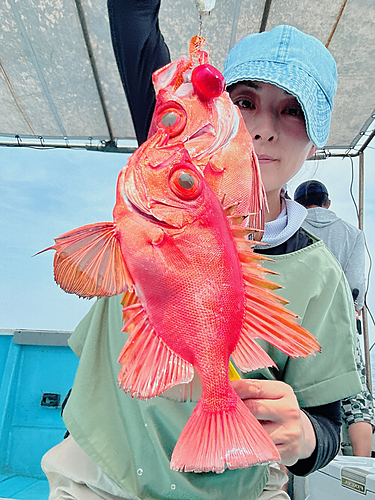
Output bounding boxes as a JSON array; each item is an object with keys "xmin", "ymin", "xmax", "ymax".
[{"xmin": 302, "ymin": 207, "xmax": 366, "ymax": 310}]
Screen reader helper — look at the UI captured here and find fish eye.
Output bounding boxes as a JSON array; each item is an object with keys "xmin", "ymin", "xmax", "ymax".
[
  {"xmin": 169, "ymin": 166, "xmax": 202, "ymax": 200},
  {"xmin": 161, "ymin": 112, "xmax": 177, "ymax": 127},
  {"xmin": 178, "ymin": 172, "xmax": 195, "ymax": 189},
  {"xmin": 156, "ymin": 102, "xmax": 187, "ymax": 137}
]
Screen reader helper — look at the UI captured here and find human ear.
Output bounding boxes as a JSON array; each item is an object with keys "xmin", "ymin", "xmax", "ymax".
[{"xmin": 306, "ymin": 145, "xmax": 317, "ymax": 159}]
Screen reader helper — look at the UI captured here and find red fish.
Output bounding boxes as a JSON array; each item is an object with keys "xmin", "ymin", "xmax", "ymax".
[
  {"xmin": 41, "ymin": 131, "xmax": 320, "ymax": 473},
  {"xmin": 149, "ymin": 36, "xmax": 265, "ymax": 230}
]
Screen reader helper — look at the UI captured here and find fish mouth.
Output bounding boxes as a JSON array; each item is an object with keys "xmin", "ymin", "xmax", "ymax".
[
  {"xmin": 188, "ymin": 123, "xmax": 215, "ymax": 141},
  {"xmin": 191, "ymin": 100, "xmax": 239, "ymax": 161},
  {"xmin": 126, "ymin": 195, "xmax": 177, "ymax": 229}
]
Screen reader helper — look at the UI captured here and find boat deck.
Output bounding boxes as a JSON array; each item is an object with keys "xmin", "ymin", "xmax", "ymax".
[{"xmin": 0, "ymin": 329, "xmax": 78, "ymax": 500}]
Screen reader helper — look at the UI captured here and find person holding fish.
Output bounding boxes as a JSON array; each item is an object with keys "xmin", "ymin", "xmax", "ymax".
[{"xmin": 41, "ymin": 1, "xmax": 362, "ymax": 499}]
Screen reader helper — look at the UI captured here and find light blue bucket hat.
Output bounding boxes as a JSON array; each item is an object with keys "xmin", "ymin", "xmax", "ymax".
[{"xmin": 223, "ymin": 25, "xmax": 337, "ymax": 148}]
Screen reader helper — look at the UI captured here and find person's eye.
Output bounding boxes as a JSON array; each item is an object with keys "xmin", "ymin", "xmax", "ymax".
[
  {"xmin": 233, "ymin": 99, "xmax": 255, "ymax": 110},
  {"xmin": 282, "ymin": 104, "xmax": 303, "ymax": 118}
]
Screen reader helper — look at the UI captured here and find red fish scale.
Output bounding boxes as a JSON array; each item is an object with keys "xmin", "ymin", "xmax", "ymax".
[{"xmin": 117, "ymin": 207, "xmax": 245, "ymax": 369}]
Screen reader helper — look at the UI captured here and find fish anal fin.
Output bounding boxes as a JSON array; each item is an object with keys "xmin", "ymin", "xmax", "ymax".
[
  {"xmin": 39, "ymin": 222, "xmax": 132, "ymax": 298},
  {"xmin": 170, "ymin": 395, "xmax": 279, "ymax": 473},
  {"xmin": 161, "ymin": 368, "xmax": 202, "ymax": 402},
  {"xmin": 118, "ymin": 309, "xmax": 194, "ymax": 399},
  {"xmin": 121, "ymin": 289, "xmax": 143, "ymax": 332}
]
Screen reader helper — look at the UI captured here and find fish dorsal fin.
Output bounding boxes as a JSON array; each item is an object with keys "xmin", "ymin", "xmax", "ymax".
[
  {"xmin": 118, "ymin": 298, "xmax": 195, "ymax": 400},
  {"xmin": 228, "ymin": 223, "xmax": 321, "ymax": 372},
  {"xmin": 40, "ymin": 222, "xmax": 132, "ymax": 298}
]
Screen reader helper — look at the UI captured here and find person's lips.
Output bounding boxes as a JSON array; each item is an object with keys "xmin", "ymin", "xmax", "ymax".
[{"xmin": 257, "ymin": 154, "xmax": 277, "ymax": 164}]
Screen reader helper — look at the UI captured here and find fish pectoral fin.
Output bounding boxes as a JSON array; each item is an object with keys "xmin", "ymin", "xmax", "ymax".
[
  {"xmin": 118, "ymin": 307, "xmax": 194, "ymax": 400},
  {"xmin": 39, "ymin": 222, "xmax": 132, "ymax": 298}
]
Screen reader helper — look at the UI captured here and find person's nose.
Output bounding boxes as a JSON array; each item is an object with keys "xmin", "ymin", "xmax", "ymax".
[{"xmin": 251, "ymin": 112, "xmax": 278, "ymax": 142}]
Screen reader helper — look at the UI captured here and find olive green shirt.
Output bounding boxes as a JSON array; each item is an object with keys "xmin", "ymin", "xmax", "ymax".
[{"xmin": 64, "ymin": 239, "xmax": 361, "ymax": 500}]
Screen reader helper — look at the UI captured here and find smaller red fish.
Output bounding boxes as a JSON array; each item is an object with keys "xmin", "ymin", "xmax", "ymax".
[{"xmin": 149, "ymin": 36, "xmax": 265, "ymax": 230}]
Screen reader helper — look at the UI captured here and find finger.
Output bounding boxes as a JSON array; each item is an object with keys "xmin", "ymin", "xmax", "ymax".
[
  {"xmin": 258, "ymin": 420, "xmax": 281, "ymax": 439},
  {"xmin": 241, "ymin": 390, "xmax": 300, "ymax": 424},
  {"xmin": 231, "ymin": 379, "xmax": 289, "ymax": 401},
  {"xmin": 242, "ymin": 396, "xmax": 287, "ymax": 422}
]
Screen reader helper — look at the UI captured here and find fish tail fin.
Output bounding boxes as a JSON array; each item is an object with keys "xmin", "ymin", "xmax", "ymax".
[{"xmin": 170, "ymin": 396, "xmax": 279, "ymax": 473}]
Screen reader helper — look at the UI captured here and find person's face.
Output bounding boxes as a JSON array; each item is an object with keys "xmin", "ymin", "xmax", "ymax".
[{"xmin": 229, "ymin": 81, "xmax": 317, "ymax": 195}]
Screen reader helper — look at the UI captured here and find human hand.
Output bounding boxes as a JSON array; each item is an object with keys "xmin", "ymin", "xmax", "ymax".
[{"xmin": 231, "ymin": 379, "xmax": 316, "ymax": 466}]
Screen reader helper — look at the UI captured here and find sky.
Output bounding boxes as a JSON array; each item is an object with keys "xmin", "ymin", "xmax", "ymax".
[{"xmin": 1, "ymin": 144, "xmax": 375, "ymax": 353}]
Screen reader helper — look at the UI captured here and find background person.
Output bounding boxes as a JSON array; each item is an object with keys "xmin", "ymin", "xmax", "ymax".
[
  {"xmin": 294, "ymin": 180, "xmax": 366, "ymax": 309},
  {"xmin": 294, "ymin": 179, "xmax": 374, "ymax": 457}
]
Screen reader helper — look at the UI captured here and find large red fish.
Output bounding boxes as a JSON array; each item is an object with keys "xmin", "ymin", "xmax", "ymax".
[{"xmin": 42, "ymin": 130, "xmax": 320, "ymax": 473}]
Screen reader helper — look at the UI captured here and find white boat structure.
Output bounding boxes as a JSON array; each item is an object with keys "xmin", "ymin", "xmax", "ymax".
[{"xmin": 1, "ymin": 0, "xmax": 375, "ymax": 499}]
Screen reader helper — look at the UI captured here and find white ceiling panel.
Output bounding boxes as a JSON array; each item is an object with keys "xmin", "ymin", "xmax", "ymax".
[{"xmin": 0, "ymin": 0, "xmax": 374, "ymax": 152}]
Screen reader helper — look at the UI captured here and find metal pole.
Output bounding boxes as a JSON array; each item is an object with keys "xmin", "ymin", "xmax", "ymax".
[
  {"xmin": 358, "ymin": 151, "xmax": 372, "ymax": 392},
  {"xmin": 362, "ymin": 309, "xmax": 372, "ymax": 392},
  {"xmin": 358, "ymin": 151, "xmax": 364, "ymax": 229}
]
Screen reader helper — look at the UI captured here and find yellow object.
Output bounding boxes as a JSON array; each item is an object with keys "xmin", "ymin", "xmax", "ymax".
[{"xmin": 229, "ymin": 361, "xmax": 241, "ymax": 380}]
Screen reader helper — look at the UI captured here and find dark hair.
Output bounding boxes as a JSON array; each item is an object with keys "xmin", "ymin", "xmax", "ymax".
[
  {"xmin": 295, "ymin": 192, "xmax": 329, "ymax": 208},
  {"xmin": 226, "ymin": 80, "xmax": 255, "ymax": 93}
]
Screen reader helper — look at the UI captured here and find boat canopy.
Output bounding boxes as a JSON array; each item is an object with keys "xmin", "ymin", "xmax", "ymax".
[{"xmin": 0, "ymin": 0, "xmax": 374, "ymax": 154}]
